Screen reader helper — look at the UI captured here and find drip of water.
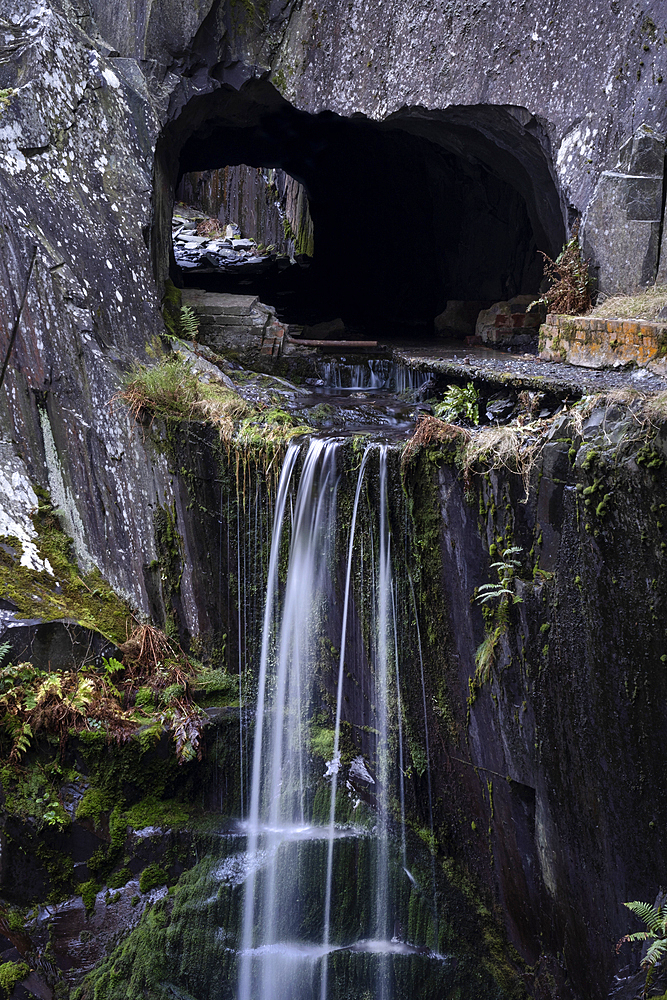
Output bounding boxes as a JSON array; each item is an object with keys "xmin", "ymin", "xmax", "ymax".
[
  {"xmin": 318, "ymin": 359, "xmax": 430, "ymax": 393},
  {"xmin": 239, "ymin": 440, "xmax": 341, "ymax": 1000},
  {"xmin": 375, "ymin": 444, "xmax": 391, "ymax": 1000},
  {"xmin": 391, "ymin": 581, "xmax": 407, "ymax": 872},
  {"xmin": 408, "ymin": 574, "xmax": 439, "ymax": 947},
  {"xmin": 236, "ymin": 437, "xmax": 438, "ymax": 1000}
]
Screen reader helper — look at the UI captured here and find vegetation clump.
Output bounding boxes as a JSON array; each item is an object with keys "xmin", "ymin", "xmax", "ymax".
[
  {"xmin": 138, "ymin": 863, "xmax": 168, "ymax": 893},
  {"xmin": 401, "ymin": 415, "xmax": 470, "ymax": 470},
  {"xmin": 0, "ymin": 961, "xmax": 29, "ymax": 997},
  {"xmin": 536, "ymin": 220, "xmax": 591, "ymax": 315},
  {"xmin": 0, "ymin": 619, "xmax": 239, "ymax": 774},
  {"xmin": 113, "ymin": 353, "xmax": 310, "ymax": 458},
  {"xmin": 433, "ymin": 382, "xmax": 479, "ymax": 425},
  {"xmin": 589, "ymin": 283, "xmax": 667, "ymax": 322}
]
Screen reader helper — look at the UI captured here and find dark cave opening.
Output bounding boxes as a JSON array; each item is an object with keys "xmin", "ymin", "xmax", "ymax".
[{"xmin": 155, "ymin": 82, "xmax": 565, "ymax": 336}]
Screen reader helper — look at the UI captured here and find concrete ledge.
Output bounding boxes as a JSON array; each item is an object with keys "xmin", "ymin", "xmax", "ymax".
[{"xmin": 539, "ymin": 313, "xmax": 667, "ymax": 374}]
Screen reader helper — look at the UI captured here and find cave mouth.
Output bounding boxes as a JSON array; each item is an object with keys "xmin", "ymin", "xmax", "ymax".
[{"xmin": 156, "ymin": 83, "xmax": 565, "ymax": 337}]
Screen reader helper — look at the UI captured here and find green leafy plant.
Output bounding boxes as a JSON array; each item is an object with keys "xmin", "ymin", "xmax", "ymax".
[
  {"xmin": 475, "ymin": 547, "xmax": 524, "ymax": 605},
  {"xmin": 618, "ymin": 898, "xmax": 667, "ymax": 994},
  {"xmin": 469, "ymin": 547, "xmax": 524, "ymax": 705},
  {"xmin": 434, "ymin": 382, "xmax": 479, "ymax": 425},
  {"xmin": 178, "ymin": 305, "xmax": 199, "ymax": 340}
]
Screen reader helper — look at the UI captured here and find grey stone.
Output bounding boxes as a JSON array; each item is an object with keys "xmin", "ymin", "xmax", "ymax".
[{"xmin": 583, "ymin": 124, "xmax": 665, "ymax": 295}]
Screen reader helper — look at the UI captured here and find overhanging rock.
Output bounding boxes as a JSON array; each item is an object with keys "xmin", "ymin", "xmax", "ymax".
[
  {"xmin": 0, "ymin": 606, "xmax": 121, "ymax": 671},
  {"xmin": 583, "ymin": 124, "xmax": 666, "ymax": 295}
]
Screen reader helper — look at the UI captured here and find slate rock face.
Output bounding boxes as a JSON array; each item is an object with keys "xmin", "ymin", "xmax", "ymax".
[
  {"xmin": 0, "ymin": 0, "xmax": 210, "ymax": 629},
  {"xmin": 584, "ymin": 124, "xmax": 666, "ymax": 295},
  {"xmin": 0, "ymin": 610, "xmax": 120, "ymax": 671}
]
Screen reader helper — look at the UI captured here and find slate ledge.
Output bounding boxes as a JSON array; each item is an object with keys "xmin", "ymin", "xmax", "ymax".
[{"xmin": 539, "ymin": 313, "xmax": 667, "ymax": 375}]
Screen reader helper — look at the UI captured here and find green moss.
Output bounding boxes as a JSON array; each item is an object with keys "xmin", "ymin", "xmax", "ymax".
[
  {"xmin": 1, "ymin": 765, "xmax": 69, "ymax": 832},
  {"xmin": 139, "ymin": 863, "xmax": 168, "ymax": 893},
  {"xmin": 80, "ymin": 879, "xmax": 99, "ymax": 914},
  {"xmin": 192, "ymin": 667, "xmax": 238, "ymax": 707},
  {"xmin": 76, "ymin": 787, "xmax": 113, "ymax": 829},
  {"xmin": 310, "ymin": 721, "xmax": 335, "ymax": 761},
  {"xmin": 637, "ymin": 444, "xmax": 664, "ymax": 471},
  {"xmin": 0, "ymin": 962, "xmax": 29, "ymax": 997},
  {"xmin": 124, "ymin": 796, "xmax": 190, "ymax": 831},
  {"xmin": 153, "ymin": 502, "xmax": 183, "ymax": 635},
  {"xmin": 0, "ymin": 492, "xmax": 133, "ymax": 642},
  {"xmin": 161, "ymin": 279, "xmax": 182, "ymax": 336},
  {"xmin": 107, "ymin": 867, "xmax": 133, "ymax": 890}
]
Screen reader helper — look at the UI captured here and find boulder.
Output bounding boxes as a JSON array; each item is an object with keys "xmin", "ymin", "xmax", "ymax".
[
  {"xmin": 434, "ymin": 300, "xmax": 487, "ymax": 338},
  {"xmin": 0, "ymin": 608, "xmax": 121, "ymax": 671}
]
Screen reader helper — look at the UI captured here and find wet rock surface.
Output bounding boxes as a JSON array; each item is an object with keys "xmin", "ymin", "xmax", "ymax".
[{"xmin": 393, "ymin": 345, "xmax": 667, "ymax": 397}]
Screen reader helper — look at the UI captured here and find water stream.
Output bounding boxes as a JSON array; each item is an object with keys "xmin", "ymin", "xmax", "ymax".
[{"xmin": 232, "ymin": 431, "xmax": 446, "ymax": 1000}]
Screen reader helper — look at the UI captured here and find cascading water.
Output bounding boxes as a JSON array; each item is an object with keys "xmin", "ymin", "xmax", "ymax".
[
  {"xmin": 318, "ymin": 359, "xmax": 432, "ymax": 394},
  {"xmin": 235, "ymin": 437, "xmax": 447, "ymax": 1000}
]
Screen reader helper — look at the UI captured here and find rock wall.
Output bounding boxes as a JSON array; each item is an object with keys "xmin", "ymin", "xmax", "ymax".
[
  {"xmin": 0, "ymin": 0, "xmax": 205, "ymax": 621},
  {"xmin": 88, "ymin": 0, "xmax": 667, "ymax": 291},
  {"xmin": 402, "ymin": 402, "xmax": 667, "ymax": 1000}
]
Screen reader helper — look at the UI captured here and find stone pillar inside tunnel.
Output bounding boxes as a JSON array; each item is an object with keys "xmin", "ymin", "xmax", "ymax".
[{"xmin": 154, "ymin": 83, "xmax": 566, "ymax": 332}]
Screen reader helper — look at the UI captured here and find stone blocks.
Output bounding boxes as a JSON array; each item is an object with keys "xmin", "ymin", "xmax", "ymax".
[
  {"xmin": 539, "ymin": 313, "xmax": 667, "ymax": 374},
  {"xmin": 181, "ymin": 289, "xmax": 283, "ymax": 355}
]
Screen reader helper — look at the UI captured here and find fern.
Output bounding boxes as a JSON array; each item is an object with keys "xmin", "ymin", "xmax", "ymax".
[
  {"xmin": 0, "ymin": 641, "xmax": 10, "ymax": 668},
  {"xmin": 5, "ymin": 717, "xmax": 32, "ymax": 761},
  {"xmin": 103, "ymin": 657, "xmax": 124, "ymax": 675},
  {"xmin": 179, "ymin": 305, "xmax": 199, "ymax": 340},
  {"xmin": 619, "ymin": 897, "xmax": 667, "ymax": 994},
  {"xmin": 475, "ymin": 547, "xmax": 524, "ymax": 605},
  {"xmin": 625, "ymin": 900, "xmax": 667, "ymax": 935},
  {"xmin": 69, "ymin": 677, "xmax": 95, "ymax": 714},
  {"xmin": 434, "ymin": 382, "xmax": 479, "ymax": 425},
  {"xmin": 25, "ymin": 674, "xmax": 62, "ymax": 710}
]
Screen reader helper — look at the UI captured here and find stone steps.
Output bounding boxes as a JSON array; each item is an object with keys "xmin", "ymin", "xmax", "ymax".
[{"xmin": 181, "ymin": 289, "xmax": 285, "ymax": 356}]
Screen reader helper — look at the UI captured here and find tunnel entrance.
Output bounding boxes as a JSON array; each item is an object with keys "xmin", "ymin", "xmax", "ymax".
[{"xmin": 155, "ymin": 82, "xmax": 565, "ymax": 337}]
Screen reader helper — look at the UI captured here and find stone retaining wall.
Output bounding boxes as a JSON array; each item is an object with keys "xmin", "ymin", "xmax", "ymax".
[{"xmin": 539, "ymin": 313, "xmax": 667, "ymax": 375}]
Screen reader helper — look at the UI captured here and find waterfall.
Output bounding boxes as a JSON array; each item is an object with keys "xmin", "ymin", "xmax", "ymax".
[{"xmin": 236, "ymin": 437, "xmax": 444, "ymax": 1000}]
